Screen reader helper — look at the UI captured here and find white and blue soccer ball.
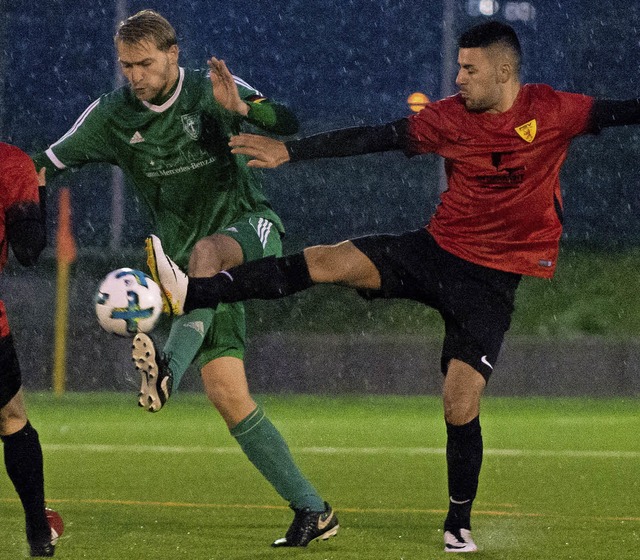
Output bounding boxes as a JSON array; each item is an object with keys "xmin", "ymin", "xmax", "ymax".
[{"xmin": 95, "ymin": 268, "xmax": 163, "ymax": 337}]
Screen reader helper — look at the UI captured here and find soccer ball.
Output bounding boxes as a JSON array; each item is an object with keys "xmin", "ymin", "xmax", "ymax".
[{"xmin": 95, "ymin": 268, "xmax": 163, "ymax": 337}]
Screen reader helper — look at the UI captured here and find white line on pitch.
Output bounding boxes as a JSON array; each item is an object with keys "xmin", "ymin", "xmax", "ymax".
[{"xmin": 41, "ymin": 444, "xmax": 640, "ymax": 459}]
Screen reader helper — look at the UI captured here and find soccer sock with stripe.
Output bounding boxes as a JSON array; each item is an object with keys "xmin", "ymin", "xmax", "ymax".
[
  {"xmin": 444, "ymin": 416, "xmax": 483, "ymax": 531},
  {"xmin": 231, "ymin": 405, "xmax": 325, "ymax": 512},
  {"xmin": 1, "ymin": 421, "xmax": 50, "ymax": 543},
  {"xmin": 162, "ymin": 308, "xmax": 215, "ymax": 389},
  {"xmin": 184, "ymin": 252, "xmax": 313, "ymax": 313}
]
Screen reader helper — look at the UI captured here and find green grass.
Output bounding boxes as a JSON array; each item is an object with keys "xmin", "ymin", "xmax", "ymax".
[{"xmin": 1, "ymin": 393, "xmax": 638, "ymax": 559}]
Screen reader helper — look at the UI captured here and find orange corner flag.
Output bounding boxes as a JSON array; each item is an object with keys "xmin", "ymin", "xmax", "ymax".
[{"xmin": 56, "ymin": 187, "xmax": 77, "ymax": 264}]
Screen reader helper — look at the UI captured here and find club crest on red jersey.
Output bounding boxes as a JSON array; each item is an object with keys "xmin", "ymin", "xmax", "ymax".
[
  {"xmin": 181, "ymin": 113, "xmax": 201, "ymax": 140},
  {"xmin": 515, "ymin": 119, "xmax": 537, "ymax": 143}
]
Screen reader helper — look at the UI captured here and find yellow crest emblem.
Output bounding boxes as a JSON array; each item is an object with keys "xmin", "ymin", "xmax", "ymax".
[{"xmin": 515, "ymin": 119, "xmax": 537, "ymax": 143}]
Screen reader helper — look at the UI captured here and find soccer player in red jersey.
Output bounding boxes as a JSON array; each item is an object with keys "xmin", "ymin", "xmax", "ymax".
[
  {"xmin": 145, "ymin": 21, "xmax": 640, "ymax": 552},
  {"xmin": 0, "ymin": 143, "xmax": 63, "ymax": 556}
]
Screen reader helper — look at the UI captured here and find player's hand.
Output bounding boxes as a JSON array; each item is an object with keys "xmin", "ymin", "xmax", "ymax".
[
  {"xmin": 229, "ymin": 133, "xmax": 291, "ymax": 168},
  {"xmin": 37, "ymin": 167, "xmax": 46, "ymax": 186},
  {"xmin": 208, "ymin": 57, "xmax": 249, "ymax": 116}
]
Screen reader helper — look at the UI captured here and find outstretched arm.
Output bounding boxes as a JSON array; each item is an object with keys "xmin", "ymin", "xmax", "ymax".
[
  {"xmin": 588, "ymin": 98, "xmax": 640, "ymax": 131},
  {"xmin": 229, "ymin": 118, "xmax": 409, "ymax": 168}
]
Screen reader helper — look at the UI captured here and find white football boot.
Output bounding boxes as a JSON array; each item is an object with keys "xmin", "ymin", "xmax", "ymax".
[
  {"xmin": 145, "ymin": 234, "xmax": 188, "ymax": 316},
  {"xmin": 132, "ymin": 332, "xmax": 173, "ymax": 412},
  {"xmin": 444, "ymin": 528, "xmax": 478, "ymax": 553}
]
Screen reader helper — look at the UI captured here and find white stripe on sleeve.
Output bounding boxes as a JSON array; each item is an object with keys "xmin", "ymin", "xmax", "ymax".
[
  {"xmin": 50, "ymin": 98, "xmax": 101, "ymax": 149},
  {"xmin": 45, "ymin": 148, "xmax": 66, "ymax": 170}
]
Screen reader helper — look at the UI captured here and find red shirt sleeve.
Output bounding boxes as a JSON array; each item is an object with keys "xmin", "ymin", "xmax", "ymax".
[
  {"xmin": 0, "ymin": 143, "xmax": 40, "ymax": 210},
  {"xmin": 405, "ymin": 97, "xmax": 456, "ymax": 155},
  {"xmin": 0, "ymin": 143, "xmax": 40, "ymax": 270}
]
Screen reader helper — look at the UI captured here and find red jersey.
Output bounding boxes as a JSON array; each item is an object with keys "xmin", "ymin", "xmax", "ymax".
[
  {"xmin": 0, "ymin": 142, "xmax": 40, "ymax": 272},
  {"xmin": 407, "ymin": 83, "xmax": 594, "ymax": 278}
]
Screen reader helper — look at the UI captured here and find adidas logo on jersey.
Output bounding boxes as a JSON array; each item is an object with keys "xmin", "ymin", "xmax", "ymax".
[{"xmin": 129, "ymin": 131, "xmax": 145, "ymax": 144}]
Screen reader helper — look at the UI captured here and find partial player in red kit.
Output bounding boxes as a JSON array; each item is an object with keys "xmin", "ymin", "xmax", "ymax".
[
  {"xmin": 0, "ymin": 143, "xmax": 63, "ymax": 556},
  {"xmin": 141, "ymin": 21, "xmax": 640, "ymax": 553}
]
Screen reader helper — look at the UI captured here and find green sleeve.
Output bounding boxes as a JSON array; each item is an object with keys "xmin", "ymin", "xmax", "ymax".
[
  {"xmin": 245, "ymin": 100, "xmax": 299, "ymax": 136},
  {"xmin": 235, "ymin": 83, "xmax": 298, "ymax": 136},
  {"xmin": 32, "ymin": 151, "xmax": 59, "ymax": 179},
  {"xmin": 32, "ymin": 98, "xmax": 116, "ymax": 180}
]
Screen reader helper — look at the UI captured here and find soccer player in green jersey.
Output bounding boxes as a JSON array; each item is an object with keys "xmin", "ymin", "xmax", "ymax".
[{"xmin": 33, "ymin": 9, "xmax": 337, "ymax": 547}]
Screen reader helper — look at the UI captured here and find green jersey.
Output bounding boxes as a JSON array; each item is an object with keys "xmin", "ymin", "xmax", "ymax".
[{"xmin": 34, "ymin": 67, "xmax": 297, "ymax": 266}]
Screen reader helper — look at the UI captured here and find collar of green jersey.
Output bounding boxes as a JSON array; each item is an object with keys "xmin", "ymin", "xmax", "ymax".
[{"xmin": 142, "ymin": 67, "xmax": 184, "ymax": 113}]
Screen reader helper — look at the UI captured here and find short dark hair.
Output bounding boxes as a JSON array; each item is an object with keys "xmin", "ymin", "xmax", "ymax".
[
  {"xmin": 458, "ymin": 21, "xmax": 521, "ymax": 70},
  {"xmin": 114, "ymin": 10, "xmax": 177, "ymax": 51}
]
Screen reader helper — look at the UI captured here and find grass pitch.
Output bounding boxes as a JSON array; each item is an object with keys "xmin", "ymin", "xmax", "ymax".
[{"xmin": 1, "ymin": 393, "xmax": 638, "ymax": 559}]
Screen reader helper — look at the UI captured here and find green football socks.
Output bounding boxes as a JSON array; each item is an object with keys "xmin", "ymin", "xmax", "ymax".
[
  {"xmin": 163, "ymin": 308, "xmax": 215, "ymax": 388},
  {"xmin": 161, "ymin": 313, "xmax": 324, "ymax": 511},
  {"xmin": 231, "ymin": 406, "xmax": 325, "ymax": 511}
]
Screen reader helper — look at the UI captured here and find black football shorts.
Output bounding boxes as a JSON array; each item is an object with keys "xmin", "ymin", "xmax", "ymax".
[
  {"xmin": 0, "ymin": 335, "xmax": 22, "ymax": 409},
  {"xmin": 351, "ymin": 228, "xmax": 521, "ymax": 380},
  {"xmin": 0, "ymin": 300, "xmax": 22, "ymax": 409}
]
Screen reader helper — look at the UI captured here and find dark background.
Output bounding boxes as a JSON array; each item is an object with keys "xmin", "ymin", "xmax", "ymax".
[
  {"xmin": 2, "ymin": 1, "xmax": 640, "ymax": 394},
  {"xmin": 1, "ymin": 0, "xmax": 639, "ymax": 251}
]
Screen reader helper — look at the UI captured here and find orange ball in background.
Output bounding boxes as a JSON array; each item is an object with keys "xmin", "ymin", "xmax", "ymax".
[{"xmin": 407, "ymin": 92, "xmax": 430, "ymax": 112}]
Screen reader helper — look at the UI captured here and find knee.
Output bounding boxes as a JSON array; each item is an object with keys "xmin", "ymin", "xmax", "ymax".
[
  {"xmin": 0, "ymin": 407, "xmax": 28, "ymax": 437},
  {"xmin": 189, "ymin": 235, "xmax": 244, "ymax": 277},
  {"xmin": 442, "ymin": 360, "xmax": 485, "ymax": 425},
  {"xmin": 303, "ymin": 243, "xmax": 350, "ymax": 284},
  {"xmin": 204, "ymin": 380, "xmax": 256, "ymax": 429},
  {"xmin": 303, "ymin": 245, "xmax": 331, "ymax": 269},
  {"xmin": 204, "ymin": 378, "xmax": 231, "ymax": 409},
  {"xmin": 202, "ymin": 371, "xmax": 251, "ymax": 414},
  {"xmin": 189, "ymin": 238, "xmax": 220, "ymax": 276},
  {"xmin": 443, "ymin": 386, "xmax": 482, "ymax": 425},
  {"xmin": 443, "ymin": 397, "xmax": 477, "ymax": 426}
]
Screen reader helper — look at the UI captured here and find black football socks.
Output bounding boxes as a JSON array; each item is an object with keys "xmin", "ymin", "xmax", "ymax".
[
  {"xmin": 444, "ymin": 416, "xmax": 483, "ymax": 532},
  {"xmin": 1, "ymin": 421, "xmax": 50, "ymax": 544},
  {"xmin": 184, "ymin": 252, "xmax": 314, "ymax": 312}
]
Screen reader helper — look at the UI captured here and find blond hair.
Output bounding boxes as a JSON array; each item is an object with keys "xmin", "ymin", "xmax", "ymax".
[{"xmin": 114, "ymin": 10, "xmax": 177, "ymax": 51}]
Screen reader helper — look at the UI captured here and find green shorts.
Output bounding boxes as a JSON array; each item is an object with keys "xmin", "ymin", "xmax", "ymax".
[{"xmin": 195, "ymin": 215, "xmax": 282, "ymax": 367}]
